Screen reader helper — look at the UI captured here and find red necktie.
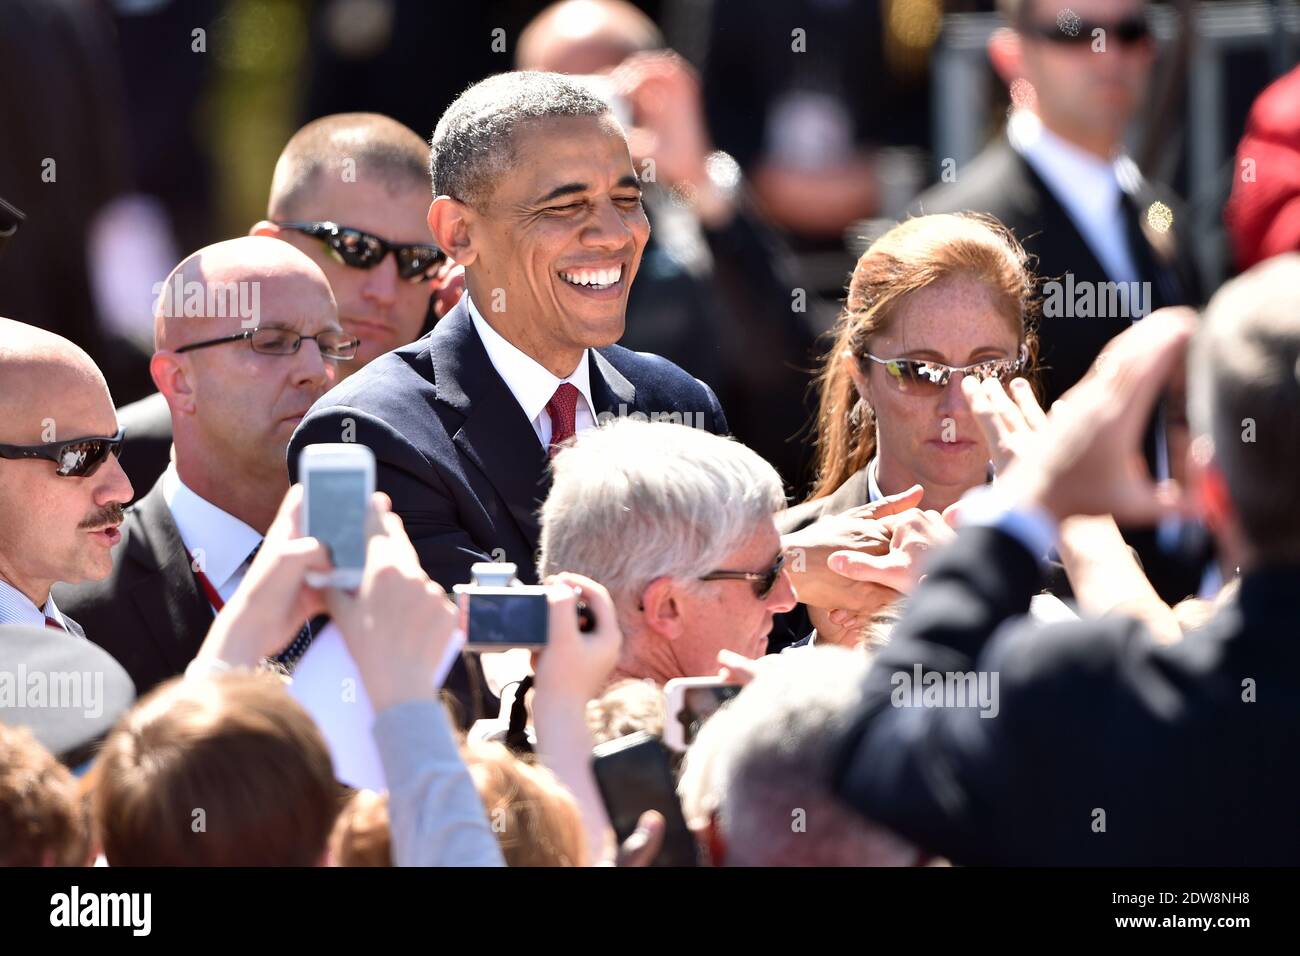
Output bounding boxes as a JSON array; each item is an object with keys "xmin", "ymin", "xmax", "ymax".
[
  {"xmin": 545, "ymin": 383, "xmax": 581, "ymax": 458},
  {"xmin": 45, "ymin": 616, "xmax": 66, "ymax": 633}
]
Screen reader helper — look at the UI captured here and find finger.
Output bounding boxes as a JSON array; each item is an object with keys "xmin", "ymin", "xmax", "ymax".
[
  {"xmin": 828, "ymin": 549, "xmax": 912, "ymax": 592},
  {"xmin": 265, "ymin": 484, "xmax": 305, "ymax": 543},
  {"xmin": 616, "ymin": 811, "xmax": 665, "ymax": 868},
  {"xmin": 851, "ymin": 484, "xmax": 924, "ymax": 519},
  {"xmin": 980, "ymin": 375, "xmax": 1027, "ymax": 435},
  {"xmin": 1086, "ymin": 312, "xmax": 1196, "ymax": 442},
  {"xmin": 1009, "ymin": 378, "xmax": 1048, "ymax": 429},
  {"xmin": 941, "ymin": 500, "xmax": 964, "ymax": 529}
]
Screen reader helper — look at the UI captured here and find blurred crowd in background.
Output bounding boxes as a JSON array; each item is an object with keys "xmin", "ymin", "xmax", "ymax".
[{"xmin": 3, "ymin": 0, "xmax": 1296, "ymax": 499}]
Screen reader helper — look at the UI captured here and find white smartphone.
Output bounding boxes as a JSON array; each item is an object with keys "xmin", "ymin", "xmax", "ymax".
[
  {"xmin": 299, "ymin": 443, "xmax": 375, "ymax": 590},
  {"xmin": 662, "ymin": 677, "xmax": 743, "ymax": 752}
]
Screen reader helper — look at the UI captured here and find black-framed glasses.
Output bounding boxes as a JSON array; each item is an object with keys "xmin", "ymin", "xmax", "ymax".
[
  {"xmin": 0, "ymin": 428, "xmax": 125, "ymax": 477},
  {"xmin": 1023, "ymin": 15, "xmax": 1151, "ymax": 46},
  {"xmin": 276, "ymin": 220, "xmax": 446, "ymax": 282},
  {"xmin": 174, "ymin": 327, "xmax": 360, "ymax": 360},
  {"xmin": 699, "ymin": 552, "xmax": 786, "ymax": 600},
  {"xmin": 862, "ymin": 344, "xmax": 1029, "ymax": 396}
]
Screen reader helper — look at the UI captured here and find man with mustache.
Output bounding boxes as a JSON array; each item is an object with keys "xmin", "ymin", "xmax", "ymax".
[
  {"xmin": 0, "ymin": 319, "xmax": 133, "ymax": 634},
  {"xmin": 56, "ymin": 237, "xmax": 344, "ymax": 693}
]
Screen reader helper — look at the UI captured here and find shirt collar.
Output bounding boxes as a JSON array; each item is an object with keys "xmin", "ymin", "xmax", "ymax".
[
  {"xmin": 1008, "ymin": 110, "xmax": 1125, "ymax": 221},
  {"xmin": 162, "ymin": 464, "xmax": 263, "ymax": 592},
  {"xmin": 465, "ymin": 293, "xmax": 596, "ymax": 427},
  {"xmin": 0, "ymin": 577, "xmax": 65, "ymax": 629}
]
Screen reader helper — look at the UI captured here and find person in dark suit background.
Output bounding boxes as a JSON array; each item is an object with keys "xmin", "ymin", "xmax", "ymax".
[
  {"xmin": 115, "ymin": 113, "xmax": 466, "ymax": 501},
  {"xmin": 0, "ymin": 319, "xmax": 134, "ymax": 635},
  {"xmin": 916, "ymin": 0, "xmax": 1202, "ymax": 404},
  {"xmin": 834, "ymin": 256, "xmax": 1300, "ymax": 864},
  {"xmin": 289, "ymin": 71, "xmax": 729, "ymax": 596},
  {"xmin": 55, "ymin": 238, "xmax": 345, "ymax": 696},
  {"xmin": 914, "ymin": 0, "xmax": 1207, "ymax": 602}
]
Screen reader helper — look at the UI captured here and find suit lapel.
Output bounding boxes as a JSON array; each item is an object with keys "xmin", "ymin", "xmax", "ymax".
[
  {"xmin": 122, "ymin": 482, "xmax": 216, "ymax": 675},
  {"xmin": 433, "ymin": 302, "xmax": 555, "ymax": 554},
  {"xmin": 589, "ymin": 349, "xmax": 636, "ymax": 416},
  {"xmin": 430, "ymin": 303, "xmax": 645, "ymax": 556}
]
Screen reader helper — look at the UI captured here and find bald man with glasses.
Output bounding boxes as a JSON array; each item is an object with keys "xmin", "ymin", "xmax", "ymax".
[
  {"xmin": 0, "ymin": 319, "xmax": 134, "ymax": 636},
  {"xmin": 55, "ymin": 237, "xmax": 346, "ymax": 694}
]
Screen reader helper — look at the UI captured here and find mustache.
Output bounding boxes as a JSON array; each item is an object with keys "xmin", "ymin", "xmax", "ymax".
[{"xmin": 79, "ymin": 503, "xmax": 124, "ymax": 530}]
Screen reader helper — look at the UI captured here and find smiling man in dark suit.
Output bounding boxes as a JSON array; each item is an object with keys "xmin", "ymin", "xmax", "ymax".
[{"xmin": 289, "ymin": 72, "xmax": 728, "ymax": 598}]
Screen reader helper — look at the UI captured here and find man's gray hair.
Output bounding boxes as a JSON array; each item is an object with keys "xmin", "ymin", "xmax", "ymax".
[
  {"xmin": 1188, "ymin": 253, "xmax": 1300, "ymax": 564},
  {"xmin": 677, "ymin": 645, "xmax": 918, "ymax": 866},
  {"xmin": 537, "ymin": 419, "xmax": 786, "ymax": 600},
  {"xmin": 430, "ymin": 71, "xmax": 612, "ymax": 206}
]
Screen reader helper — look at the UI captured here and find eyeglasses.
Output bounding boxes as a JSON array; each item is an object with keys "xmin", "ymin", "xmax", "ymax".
[
  {"xmin": 174, "ymin": 327, "xmax": 360, "ymax": 360},
  {"xmin": 276, "ymin": 221, "xmax": 446, "ymax": 282},
  {"xmin": 0, "ymin": 428, "xmax": 125, "ymax": 477},
  {"xmin": 1022, "ymin": 15, "xmax": 1151, "ymax": 46},
  {"xmin": 862, "ymin": 344, "xmax": 1029, "ymax": 396},
  {"xmin": 699, "ymin": 552, "xmax": 786, "ymax": 600}
]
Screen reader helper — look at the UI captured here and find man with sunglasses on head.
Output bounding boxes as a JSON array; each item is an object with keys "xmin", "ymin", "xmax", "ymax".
[
  {"xmin": 55, "ymin": 237, "xmax": 347, "ymax": 694},
  {"xmin": 0, "ymin": 319, "xmax": 133, "ymax": 635},
  {"xmin": 116, "ymin": 113, "xmax": 461, "ymax": 499},
  {"xmin": 915, "ymin": 0, "xmax": 1208, "ymax": 604}
]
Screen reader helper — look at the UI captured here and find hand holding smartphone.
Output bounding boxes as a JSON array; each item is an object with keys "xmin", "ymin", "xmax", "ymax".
[{"xmin": 300, "ymin": 443, "xmax": 376, "ymax": 590}]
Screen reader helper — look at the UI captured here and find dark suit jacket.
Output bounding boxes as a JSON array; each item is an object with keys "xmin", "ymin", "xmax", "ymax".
[
  {"xmin": 834, "ymin": 525, "xmax": 1300, "ymax": 865},
  {"xmin": 117, "ymin": 391, "xmax": 174, "ymax": 505},
  {"xmin": 914, "ymin": 134, "xmax": 1203, "ymax": 406},
  {"xmin": 288, "ymin": 297, "xmax": 730, "ymax": 590},
  {"xmin": 914, "ymin": 137, "xmax": 1211, "ymax": 602},
  {"xmin": 53, "ymin": 478, "xmax": 213, "ymax": 697}
]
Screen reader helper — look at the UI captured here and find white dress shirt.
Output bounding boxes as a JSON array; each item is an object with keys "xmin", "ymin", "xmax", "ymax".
[
  {"xmin": 1008, "ymin": 110, "xmax": 1142, "ymax": 287},
  {"xmin": 162, "ymin": 464, "xmax": 263, "ymax": 608},
  {"xmin": 466, "ymin": 294, "xmax": 597, "ymax": 448},
  {"xmin": 0, "ymin": 578, "xmax": 72, "ymax": 630}
]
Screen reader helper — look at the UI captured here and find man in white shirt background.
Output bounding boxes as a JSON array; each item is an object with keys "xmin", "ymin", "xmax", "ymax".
[
  {"xmin": 914, "ymin": 0, "xmax": 1208, "ymax": 602},
  {"xmin": 56, "ymin": 236, "xmax": 346, "ymax": 694},
  {"xmin": 0, "ymin": 318, "xmax": 134, "ymax": 636}
]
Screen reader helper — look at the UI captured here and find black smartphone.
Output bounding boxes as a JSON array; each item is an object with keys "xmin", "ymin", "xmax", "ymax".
[{"xmin": 591, "ymin": 731, "xmax": 700, "ymax": 867}]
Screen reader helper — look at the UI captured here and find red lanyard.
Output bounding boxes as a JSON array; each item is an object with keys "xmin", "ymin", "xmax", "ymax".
[{"xmin": 193, "ymin": 568, "xmax": 224, "ymax": 612}]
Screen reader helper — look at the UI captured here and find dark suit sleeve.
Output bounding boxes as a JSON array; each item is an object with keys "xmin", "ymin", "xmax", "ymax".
[
  {"xmin": 831, "ymin": 526, "xmax": 1140, "ymax": 864},
  {"xmin": 700, "ymin": 377, "xmax": 729, "ymax": 436},
  {"xmin": 289, "ymin": 405, "xmax": 490, "ymax": 588}
]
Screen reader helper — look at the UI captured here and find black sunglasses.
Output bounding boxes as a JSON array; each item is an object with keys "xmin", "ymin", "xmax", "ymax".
[
  {"xmin": 1023, "ymin": 15, "xmax": 1151, "ymax": 46},
  {"xmin": 700, "ymin": 552, "xmax": 786, "ymax": 600},
  {"xmin": 0, "ymin": 428, "xmax": 125, "ymax": 477},
  {"xmin": 174, "ymin": 327, "xmax": 360, "ymax": 360},
  {"xmin": 276, "ymin": 220, "xmax": 446, "ymax": 282},
  {"xmin": 862, "ymin": 344, "xmax": 1030, "ymax": 396}
]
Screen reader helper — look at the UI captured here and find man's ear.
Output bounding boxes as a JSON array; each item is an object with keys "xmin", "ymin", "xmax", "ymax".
[
  {"xmin": 150, "ymin": 351, "xmax": 196, "ymax": 416},
  {"xmin": 428, "ymin": 197, "xmax": 477, "ymax": 268},
  {"xmin": 639, "ymin": 577, "xmax": 684, "ymax": 641},
  {"xmin": 987, "ymin": 26, "xmax": 1026, "ymax": 89},
  {"xmin": 249, "ymin": 220, "xmax": 280, "ymax": 238}
]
